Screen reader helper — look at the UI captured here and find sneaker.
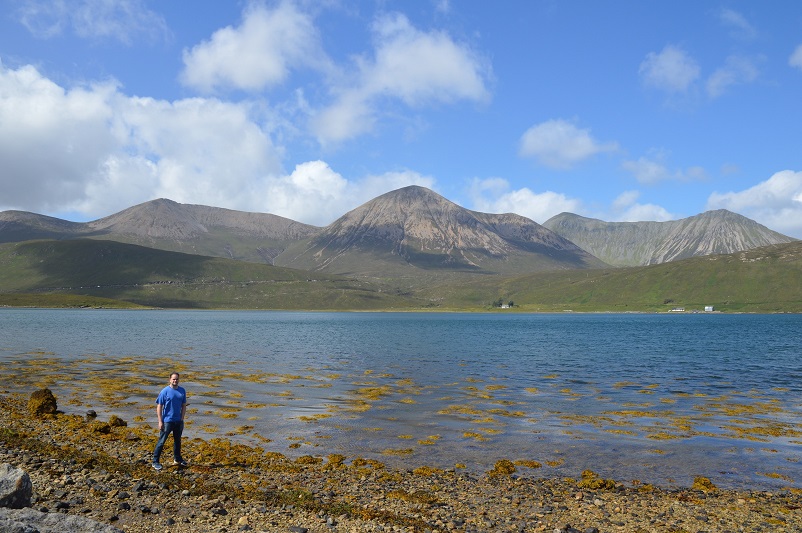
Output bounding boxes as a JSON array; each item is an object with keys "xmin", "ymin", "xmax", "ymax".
[
  {"xmin": 173, "ymin": 459, "xmax": 188, "ymax": 467},
  {"xmin": 152, "ymin": 462, "xmax": 163, "ymax": 471}
]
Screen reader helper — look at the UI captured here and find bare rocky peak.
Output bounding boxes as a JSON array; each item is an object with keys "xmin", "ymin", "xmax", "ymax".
[
  {"xmin": 544, "ymin": 210, "xmax": 796, "ymax": 266},
  {"xmin": 87, "ymin": 198, "xmax": 319, "ymax": 240},
  {"xmin": 294, "ymin": 185, "xmax": 604, "ymax": 273},
  {"xmin": 322, "ymin": 185, "xmax": 577, "ymax": 253}
]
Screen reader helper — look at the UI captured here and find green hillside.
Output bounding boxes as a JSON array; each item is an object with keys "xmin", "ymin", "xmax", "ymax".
[
  {"xmin": 0, "ymin": 240, "xmax": 425, "ymax": 310},
  {"xmin": 431, "ymin": 241, "xmax": 802, "ymax": 313},
  {"xmin": 1, "ymin": 239, "xmax": 800, "ymax": 312}
]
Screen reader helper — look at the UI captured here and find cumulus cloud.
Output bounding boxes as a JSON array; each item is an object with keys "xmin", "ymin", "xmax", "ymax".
[
  {"xmin": 518, "ymin": 119, "xmax": 618, "ymax": 169},
  {"xmin": 706, "ymin": 55, "xmax": 760, "ymax": 98},
  {"xmin": 639, "ymin": 45, "xmax": 700, "ymax": 93},
  {"xmin": 790, "ymin": 45, "xmax": 802, "ymax": 71},
  {"xmin": 468, "ymin": 178, "xmax": 582, "ymax": 223},
  {"xmin": 610, "ymin": 190, "xmax": 674, "ymax": 222},
  {"xmin": 264, "ymin": 163, "xmax": 436, "ymax": 225},
  {"xmin": 0, "ymin": 60, "xmax": 437, "ymax": 226},
  {"xmin": 0, "ymin": 62, "xmax": 119, "ymax": 211},
  {"xmin": 181, "ymin": 2, "xmax": 328, "ymax": 93},
  {"xmin": 16, "ymin": 0, "xmax": 168, "ymax": 44},
  {"xmin": 706, "ymin": 170, "xmax": 802, "ymax": 238},
  {"xmin": 622, "ymin": 150, "xmax": 706, "ymax": 184},
  {"xmin": 312, "ymin": 12, "xmax": 490, "ymax": 146}
]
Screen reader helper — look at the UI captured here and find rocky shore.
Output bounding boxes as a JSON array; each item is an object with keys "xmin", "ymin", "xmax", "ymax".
[{"xmin": 1, "ymin": 391, "xmax": 800, "ymax": 533}]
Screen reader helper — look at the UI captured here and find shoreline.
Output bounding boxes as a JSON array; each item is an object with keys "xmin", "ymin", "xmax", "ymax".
[{"xmin": 2, "ymin": 393, "xmax": 801, "ymax": 532}]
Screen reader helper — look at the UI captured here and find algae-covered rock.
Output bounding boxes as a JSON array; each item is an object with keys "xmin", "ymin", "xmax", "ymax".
[
  {"xmin": 108, "ymin": 415, "xmax": 127, "ymax": 427},
  {"xmin": 577, "ymin": 470, "xmax": 617, "ymax": 490},
  {"xmin": 488, "ymin": 459, "xmax": 516, "ymax": 477},
  {"xmin": 89, "ymin": 422, "xmax": 111, "ymax": 434},
  {"xmin": 692, "ymin": 476, "xmax": 718, "ymax": 492},
  {"xmin": 28, "ymin": 389, "xmax": 57, "ymax": 417}
]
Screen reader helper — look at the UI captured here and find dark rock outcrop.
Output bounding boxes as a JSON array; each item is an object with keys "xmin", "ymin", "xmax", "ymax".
[{"xmin": 0, "ymin": 463, "xmax": 32, "ymax": 509}]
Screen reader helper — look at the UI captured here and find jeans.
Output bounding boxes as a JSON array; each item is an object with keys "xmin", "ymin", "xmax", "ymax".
[{"xmin": 153, "ymin": 420, "xmax": 184, "ymax": 463}]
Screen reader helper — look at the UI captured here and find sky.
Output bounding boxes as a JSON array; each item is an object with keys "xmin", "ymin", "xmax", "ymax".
[{"xmin": 1, "ymin": 1, "xmax": 802, "ymax": 237}]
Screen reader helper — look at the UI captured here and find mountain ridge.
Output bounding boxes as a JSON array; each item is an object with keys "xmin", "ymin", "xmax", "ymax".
[
  {"xmin": 543, "ymin": 210, "xmax": 795, "ymax": 267},
  {"xmin": 2, "ymin": 187, "xmax": 794, "ymax": 273}
]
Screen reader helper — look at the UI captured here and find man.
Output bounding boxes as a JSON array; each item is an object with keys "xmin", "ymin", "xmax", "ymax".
[{"xmin": 152, "ymin": 372, "xmax": 187, "ymax": 470}]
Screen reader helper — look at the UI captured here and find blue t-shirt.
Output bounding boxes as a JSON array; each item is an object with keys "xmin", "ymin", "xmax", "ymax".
[{"xmin": 156, "ymin": 385, "xmax": 186, "ymax": 423}]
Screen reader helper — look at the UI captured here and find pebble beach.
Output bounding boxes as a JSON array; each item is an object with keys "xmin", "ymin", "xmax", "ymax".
[{"xmin": 1, "ymin": 392, "xmax": 801, "ymax": 533}]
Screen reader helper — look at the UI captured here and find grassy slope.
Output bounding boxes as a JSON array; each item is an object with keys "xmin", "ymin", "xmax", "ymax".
[
  {"xmin": 430, "ymin": 241, "xmax": 802, "ymax": 312},
  {"xmin": 0, "ymin": 240, "xmax": 425, "ymax": 310},
  {"xmin": 1, "ymin": 239, "xmax": 800, "ymax": 312}
]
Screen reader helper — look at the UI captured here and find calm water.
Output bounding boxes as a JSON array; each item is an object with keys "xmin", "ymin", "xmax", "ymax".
[{"xmin": 1, "ymin": 309, "xmax": 800, "ymax": 490}]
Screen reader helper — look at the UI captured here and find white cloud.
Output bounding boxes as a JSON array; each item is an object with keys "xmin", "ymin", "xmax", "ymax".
[
  {"xmin": 718, "ymin": 8, "xmax": 757, "ymax": 40},
  {"xmin": 706, "ymin": 170, "xmax": 802, "ymax": 238},
  {"xmin": 518, "ymin": 119, "xmax": 618, "ymax": 169},
  {"xmin": 312, "ymin": 12, "xmax": 490, "ymax": 146},
  {"xmin": 622, "ymin": 150, "xmax": 706, "ymax": 184},
  {"xmin": 639, "ymin": 45, "xmax": 700, "ymax": 93},
  {"xmin": 0, "ymin": 61, "xmax": 438, "ymax": 226},
  {"xmin": 262, "ymin": 162, "xmax": 435, "ymax": 225},
  {"xmin": 16, "ymin": 0, "xmax": 168, "ymax": 44},
  {"xmin": 706, "ymin": 55, "xmax": 760, "ymax": 98},
  {"xmin": 610, "ymin": 191, "xmax": 674, "ymax": 222},
  {"xmin": 0, "ymin": 62, "xmax": 119, "ymax": 211},
  {"xmin": 181, "ymin": 2, "xmax": 328, "ymax": 93},
  {"xmin": 468, "ymin": 178, "xmax": 581, "ymax": 223},
  {"xmin": 790, "ymin": 45, "xmax": 802, "ymax": 71}
]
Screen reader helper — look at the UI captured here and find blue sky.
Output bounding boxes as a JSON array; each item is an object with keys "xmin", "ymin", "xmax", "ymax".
[{"xmin": 1, "ymin": 1, "xmax": 802, "ymax": 237}]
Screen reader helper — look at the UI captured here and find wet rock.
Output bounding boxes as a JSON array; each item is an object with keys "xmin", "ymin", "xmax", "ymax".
[
  {"xmin": 28, "ymin": 388, "xmax": 58, "ymax": 417},
  {"xmin": 0, "ymin": 463, "xmax": 33, "ymax": 509}
]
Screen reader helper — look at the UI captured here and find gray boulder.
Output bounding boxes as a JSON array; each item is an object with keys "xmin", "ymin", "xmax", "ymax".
[
  {"xmin": 0, "ymin": 507, "xmax": 123, "ymax": 532},
  {"xmin": 0, "ymin": 463, "xmax": 32, "ymax": 509}
]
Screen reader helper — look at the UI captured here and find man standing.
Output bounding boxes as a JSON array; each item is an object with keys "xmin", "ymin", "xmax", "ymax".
[{"xmin": 152, "ymin": 372, "xmax": 187, "ymax": 470}]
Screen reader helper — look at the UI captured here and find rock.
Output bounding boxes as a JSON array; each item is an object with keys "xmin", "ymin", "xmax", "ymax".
[
  {"xmin": 0, "ymin": 463, "xmax": 33, "ymax": 509},
  {"xmin": 108, "ymin": 415, "xmax": 127, "ymax": 428},
  {"xmin": 86, "ymin": 410, "xmax": 97, "ymax": 420},
  {"xmin": 0, "ymin": 507, "xmax": 123, "ymax": 532},
  {"xmin": 28, "ymin": 389, "xmax": 58, "ymax": 417}
]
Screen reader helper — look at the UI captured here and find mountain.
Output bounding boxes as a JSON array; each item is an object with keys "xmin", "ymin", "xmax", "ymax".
[
  {"xmin": 274, "ymin": 185, "xmax": 606, "ymax": 277},
  {"xmin": 2, "ymin": 190, "xmax": 794, "ymax": 276},
  {"xmin": 543, "ymin": 210, "xmax": 796, "ymax": 267},
  {"xmin": 0, "ymin": 199, "xmax": 320, "ymax": 264},
  {"xmin": 0, "ymin": 211, "xmax": 85, "ymax": 242}
]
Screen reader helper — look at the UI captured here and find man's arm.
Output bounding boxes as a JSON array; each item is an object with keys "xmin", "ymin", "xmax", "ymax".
[
  {"xmin": 156, "ymin": 403, "xmax": 163, "ymax": 430},
  {"xmin": 180, "ymin": 402, "xmax": 186, "ymax": 421}
]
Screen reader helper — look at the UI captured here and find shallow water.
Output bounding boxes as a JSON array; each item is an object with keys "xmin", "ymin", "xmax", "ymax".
[{"xmin": 1, "ymin": 309, "xmax": 800, "ymax": 489}]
